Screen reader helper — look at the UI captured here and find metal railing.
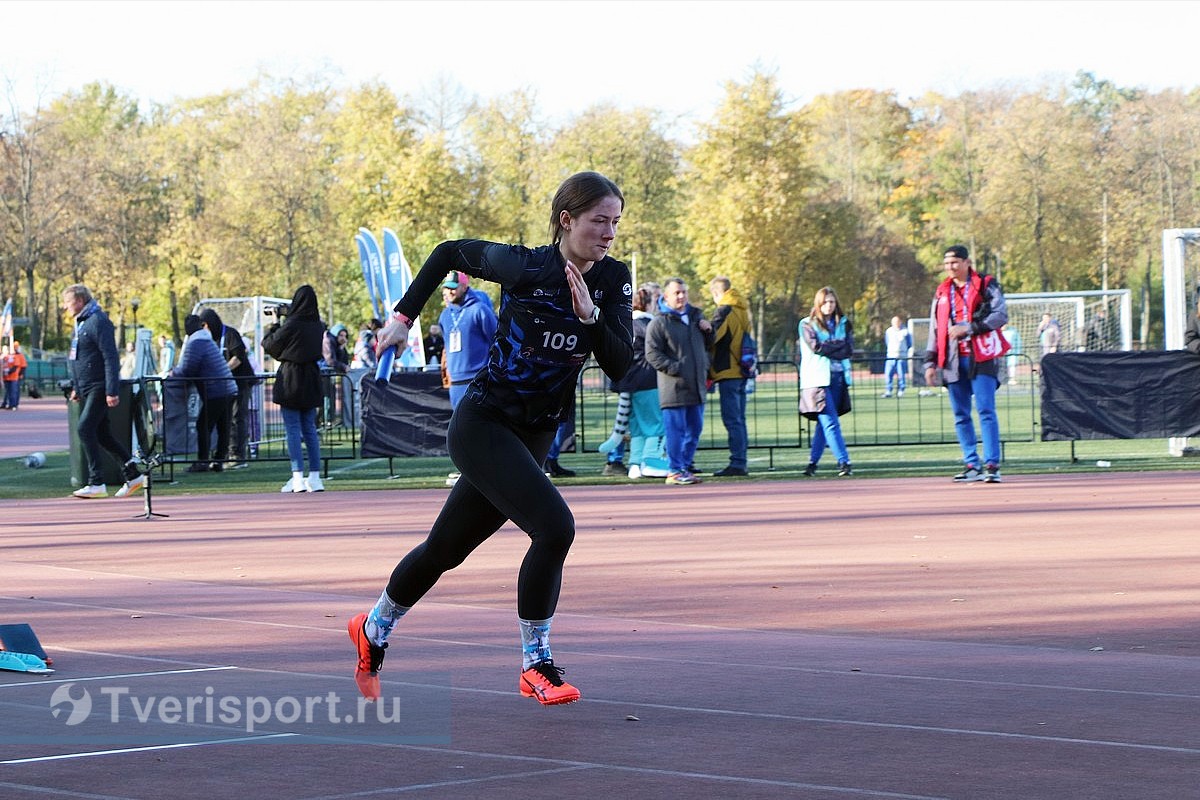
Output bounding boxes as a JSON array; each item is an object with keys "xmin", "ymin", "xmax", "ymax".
[
  {"xmin": 137, "ymin": 353, "xmax": 1041, "ymax": 478},
  {"xmin": 142, "ymin": 373, "xmax": 360, "ymax": 479}
]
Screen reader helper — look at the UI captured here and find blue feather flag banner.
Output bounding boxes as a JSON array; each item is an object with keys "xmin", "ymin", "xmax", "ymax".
[
  {"xmin": 382, "ymin": 229, "xmax": 426, "ymax": 369},
  {"xmin": 355, "ymin": 233, "xmax": 384, "ymax": 320},
  {"xmin": 0, "ymin": 299, "xmax": 12, "ymax": 341},
  {"xmin": 358, "ymin": 228, "xmax": 388, "ymax": 311}
]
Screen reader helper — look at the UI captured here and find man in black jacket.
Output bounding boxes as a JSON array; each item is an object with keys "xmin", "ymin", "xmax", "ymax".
[
  {"xmin": 62, "ymin": 284, "xmax": 146, "ymax": 499},
  {"xmin": 200, "ymin": 308, "xmax": 255, "ymax": 467}
]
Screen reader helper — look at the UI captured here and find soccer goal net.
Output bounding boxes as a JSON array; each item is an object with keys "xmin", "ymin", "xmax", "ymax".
[{"xmin": 1004, "ymin": 290, "xmax": 1133, "ymax": 359}]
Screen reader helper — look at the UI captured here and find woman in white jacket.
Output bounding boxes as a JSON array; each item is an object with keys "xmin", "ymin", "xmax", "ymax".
[{"xmin": 798, "ymin": 286, "xmax": 854, "ymax": 477}]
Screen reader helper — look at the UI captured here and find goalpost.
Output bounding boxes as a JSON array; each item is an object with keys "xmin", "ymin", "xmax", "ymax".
[{"xmin": 1162, "ymin": 228, "xmax": 1200, "ymax": 455}]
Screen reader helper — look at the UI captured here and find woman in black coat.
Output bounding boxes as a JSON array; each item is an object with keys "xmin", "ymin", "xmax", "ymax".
[{"xmin": 262, "ymin": 285, "xmax": 326, "ymax": 493}]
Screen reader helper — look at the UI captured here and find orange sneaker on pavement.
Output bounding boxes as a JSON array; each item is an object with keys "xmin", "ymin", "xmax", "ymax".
[
  {"xmin": 347, "ymin": 612, "xmax": 386, "ymax": 701},
  {"xmin": 519, "ymin": 660, "xmax": 580, "ymax": 706}
]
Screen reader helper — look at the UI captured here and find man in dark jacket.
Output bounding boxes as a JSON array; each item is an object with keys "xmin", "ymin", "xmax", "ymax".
[
  {"xmin": 62, "ymin": 284, "xmax": 146, "ymax": 499},
  {"xmin": 645, "ymin": 277, "xmax": 714, "ymax": 485},
  {"xmin": 200, "ymin": 308, "xmax": 256, "ymax": 467},
  {"xmin": 172, "ymin": 314, "xmax": 237, "ymax": 473}
]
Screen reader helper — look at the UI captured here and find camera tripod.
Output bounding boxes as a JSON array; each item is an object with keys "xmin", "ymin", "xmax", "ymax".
[{"xmin": 131, "ymin": 452, "xmax": 167, "ymax": 521}]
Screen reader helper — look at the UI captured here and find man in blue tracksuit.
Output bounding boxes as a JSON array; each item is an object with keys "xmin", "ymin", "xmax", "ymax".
[
  {"xmin": 438, "ymin": 271, "xmax": 497, "ymax": 409},
  {"xmin": 63, "ymin": 284, "xmax": 145, "ymax": 499}
]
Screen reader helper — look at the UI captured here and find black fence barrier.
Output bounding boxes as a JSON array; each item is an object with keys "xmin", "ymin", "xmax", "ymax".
[{"xmin": 142, "ymin": 372, "xmax": 360, "ymax": 480}]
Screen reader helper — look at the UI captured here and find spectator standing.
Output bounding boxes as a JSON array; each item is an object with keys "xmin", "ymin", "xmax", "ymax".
[
  {"xmin": 158, "ymin": 333, "xmax": 176, "ymax": 374},
  {"xmin": 62, "ymin": 284, "xmax": 146, "ymax": 499},
  {"xmin": 438, "ymin": 271, "xmax": 497, "ymax": 409},
  {"xmin": 1037, "ymin": 313, "xmax": 1061, "ymax": 360},
  {"xmin": 171, "ymin": 314, "xmax": 236, "ymax": 473},
  {"xmin": 1085, "ymin": 307, "xmax": 1110, "ymax": 351},
  {"xmin": 922, "ymin": 245, "xmax": 1010, "ymax": 484},
  {"xmin": 799, "ymin": 286, "xmax": 855, "ymax": 478},
  {"xmin": 2, "ymin": 341, "xmax": 27, "ymax": 410},
  {"xmin": 263, "ymin": 285, "xmax": 327, "ymax": 493},
  {"xmin": 1185, "ymin": 292, "xmax": 1200, "ymax": 355},
  {"xmin": 323, "ymin": 323, "xmax": 351, "ymax": 427},
  {"xmin": 349, "ymin": 171, "xmax": 633, "ymax": 705},
  {"xmin": 881, "ymin": 315, "xmax": 913, "ymax": 398},
  {"xmin": 1002, "ymin": 324, "xmax": 1023, "ymax": 386},
  {"xmin": 645, "ymin": 277, "xmax": 714, "ymax": 485},
  {"xmin": 613, "ymin": 284, "xmax": 668, "ymax": 479},
  {"xmin": 200, "ymin": 308, "xmax": 255, "ymax": 467},
  {"xmin": 422, "ymin": 323, "xmax": 445, "ymax": 369},
  {"xmin": 353, "ymin": 318, "xmax": 383, "ymax": 370},
  {"xmin": 707, "ymin": 276, "xmax": 752, "ymax": 477}
]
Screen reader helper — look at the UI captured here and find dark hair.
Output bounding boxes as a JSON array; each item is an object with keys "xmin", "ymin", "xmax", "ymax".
[
  {"xmin": 184, "ymin": 314, "xmax": 203, "ymax": 336},
  {"xmin": 945, "ymin": 244, "xmax": 970, "ymax": 260},
  {"xmin": 199, "ymin": 308, "xmax": 223, "ymax": 332},
  {"xmin": 549, "ymin": 171, "xmax": 624, "ymax": 244},
  {"xmin": 633, "ymin": 286, "xmax": 654, "ymax": 312}
]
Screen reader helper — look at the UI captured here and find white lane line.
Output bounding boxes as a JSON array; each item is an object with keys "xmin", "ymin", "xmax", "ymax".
[{"xmin": 0, "ymin": 733, "xmax": 297, "ymax": 764}]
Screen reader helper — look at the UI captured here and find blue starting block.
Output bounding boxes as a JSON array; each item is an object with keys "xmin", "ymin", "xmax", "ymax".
[{"xmin": 0, "ymin": 650, "xmax": 53, "ymax": 674}]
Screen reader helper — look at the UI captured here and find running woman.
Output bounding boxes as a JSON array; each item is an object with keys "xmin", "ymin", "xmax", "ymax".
[{"xmin": 349, "ymin": 172, "xmax": 633, "ymax": 705}]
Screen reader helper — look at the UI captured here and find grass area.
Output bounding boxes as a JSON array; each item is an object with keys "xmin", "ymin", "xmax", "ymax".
[{"xmin": 5, "ymin": 436, "xmax": 1200, "ymax": 502}]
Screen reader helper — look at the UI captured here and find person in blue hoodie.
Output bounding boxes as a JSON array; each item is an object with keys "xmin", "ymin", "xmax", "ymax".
[
  {"xmin": 170, "ymin": 314, "xmax": 237, "ymax": 473},
  {"xmin": 438, "ymin": 271, "xmax": 497, "ymax": 409},
  {"xmin": 62, "ymin": 284, "xmax": 147, "ymax": 499}
]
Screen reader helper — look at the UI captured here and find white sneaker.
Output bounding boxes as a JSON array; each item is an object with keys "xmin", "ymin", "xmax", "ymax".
[
  {"xmin": 640, "ymin": 460, "xmax": 670, "ymax": 478},
  {"xmin": 304, "ymin": 474, "xmax": 325, "ymax": 492},
  {"xmin": 114, "ymin": 475, "xmax": 147, "ymax": 498},
  {"xmin": 281, "ymin": 477, "xmax": 304, "ymax": 493},
  {"xmin": 73, "ymin": 484, "xmax": 109, "ymax": 499},
  {"xmin": 445, "ymin": 472, "xmax": 460, "ymax": 487},
  {"xmin": 627, "ymin": 464, "xmax": 642, "ymax": 479}
]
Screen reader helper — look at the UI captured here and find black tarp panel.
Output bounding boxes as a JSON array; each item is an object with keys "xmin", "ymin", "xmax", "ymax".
[
  {"xmin": 361, "ymin": 371, "xmax": 452, "ymax": 457},
  {"xmin": 1040, "ymin": 351, "xmax": 1200, "ymax": 440}
]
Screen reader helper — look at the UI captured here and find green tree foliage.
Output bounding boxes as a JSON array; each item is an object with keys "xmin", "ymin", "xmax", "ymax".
[{"xmin": 4, "ymin": 71, "xmax": 1200, "ymax": 352}]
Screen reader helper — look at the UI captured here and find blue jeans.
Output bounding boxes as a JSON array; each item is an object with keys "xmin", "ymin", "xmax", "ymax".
[
  {"xmin": 717, "ymin": 378, "xmax": 747, "ymax": 469},
  {"xmin": 662, "ymin": 403, "xmax": 704, "ymax": 473},
  {"xmin": 809, "ymin": 373, "xmax": 850, "ymax": 466},
  {"xmin": 946, "ymin": 359, "xmax": 1000, "ymax": 468},
  {"xmin": 281, "ymin": 406, "xmax": 321, "ymax": 473},
  {"xmin": 4, "ymin": 380, "xmax": 19, "ymax": 408},
  {"xmin": 884, "ymin": 358, "xmax": 907, "ymax": 392}
]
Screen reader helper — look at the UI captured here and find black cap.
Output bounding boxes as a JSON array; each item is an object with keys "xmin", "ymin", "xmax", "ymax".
[{"xmin": 944, "ymin": 245, "xmax": 969, "ymax": 260}]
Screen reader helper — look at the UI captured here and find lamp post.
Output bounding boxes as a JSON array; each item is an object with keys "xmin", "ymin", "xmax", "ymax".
[{"xmin": 130, "ymin": 297, "xmax": 140, "ymax": 331}]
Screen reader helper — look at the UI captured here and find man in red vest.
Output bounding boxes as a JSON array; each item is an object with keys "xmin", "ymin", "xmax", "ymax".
[{"xmin": 921, "ymin": 245, "xmax": 1010, "ymax": 484}]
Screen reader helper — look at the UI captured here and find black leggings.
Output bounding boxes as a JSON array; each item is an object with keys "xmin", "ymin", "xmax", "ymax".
[{"xmin": 385, "ymin": 399, "xmax": 573, "ymax": 620}]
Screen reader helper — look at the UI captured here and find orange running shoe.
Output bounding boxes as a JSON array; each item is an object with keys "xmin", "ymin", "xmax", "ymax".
[
  {"xmin": 519, "ymin": 660, "xmax": 580, "ymax": 705},
  {"xmin": 347, "ymin": 612, "xmax": 387, "ymax": 701}
]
